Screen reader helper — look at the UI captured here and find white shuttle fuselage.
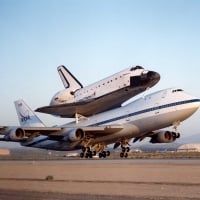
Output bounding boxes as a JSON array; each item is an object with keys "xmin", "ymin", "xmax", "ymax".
[{"xmin": 52, "ymin": 66, "xmax": 158, "ymax": 104}]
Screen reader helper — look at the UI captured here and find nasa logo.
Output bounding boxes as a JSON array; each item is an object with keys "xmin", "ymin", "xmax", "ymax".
[
  {"xmin": 19, "ymin": 107, "xmax": 31, "ymax": 123},
  {"xmin": 21, "ymin": 115, "xmax": 30, "ymax": 122}
]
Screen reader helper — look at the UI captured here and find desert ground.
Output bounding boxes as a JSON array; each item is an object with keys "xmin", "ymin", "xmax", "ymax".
[{"xmin": 0, "ymin": 159, "xmax": 200, "ymax": 200}]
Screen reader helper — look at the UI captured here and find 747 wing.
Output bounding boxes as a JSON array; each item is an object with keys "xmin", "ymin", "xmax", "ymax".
[{"xmin": 0, "ymin": 125, "xmax": 123, "ymax": 142}]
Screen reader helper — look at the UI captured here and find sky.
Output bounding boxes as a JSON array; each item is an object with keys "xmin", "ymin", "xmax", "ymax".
[{"xmin": 0, "ymin": 0, "xmax": 200, "ymax": 140}]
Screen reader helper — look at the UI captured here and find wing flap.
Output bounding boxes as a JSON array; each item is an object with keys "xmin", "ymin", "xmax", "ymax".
[
  {"xmin": 21, "ymin": 127, "xmax": 62, "ymax": 135},
  {"xmin": 81, "ymin": 125, "xmax": 123, "ymax": 137}
]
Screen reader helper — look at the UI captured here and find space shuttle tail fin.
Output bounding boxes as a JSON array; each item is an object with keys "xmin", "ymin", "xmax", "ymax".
[
  {"xmin": 14, "ymin": 99, "xmax": 45, "ymax": 127},
  {"xmin": 57, "ymin": 65, "xmax": 83, "ymax": 91}
]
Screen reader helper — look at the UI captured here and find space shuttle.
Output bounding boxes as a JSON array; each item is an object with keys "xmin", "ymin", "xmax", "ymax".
[{"xmin": 36, "ymin": 65, "xmax": 160, "ymax": 118}]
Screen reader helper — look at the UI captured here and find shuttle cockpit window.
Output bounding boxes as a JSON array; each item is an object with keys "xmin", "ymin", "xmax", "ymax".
[{"xmin": 130, "ymin": 66, "xmax": 144, "ymax": 71}]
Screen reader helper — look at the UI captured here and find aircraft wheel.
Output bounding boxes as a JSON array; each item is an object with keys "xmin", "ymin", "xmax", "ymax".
[
  {"xmin": 106, "ymin": 151, "xmax": 110, "ymax": 156},
  {"xmin": 122, "ymin": 147, "xmax": 126, "ymax": 153},
  {"xmin": 82, "ymin": 147, "xmax": 86, "ymax": 152},
  {"xmin": 80, "ymin": 152, "xmax": 84, "ymax": 158},
  {"xmin": 102, "ymin": 151, "xmax": 107, "ymax": 158},
  {"xmin": 86, "ymin": 147, "xmax": 90, "ymax": 152},
  {"xmin": 89, "ymin": 151, "xmax": 93, "ymax": 158},
  {"xmin": 124, "ymin": 153, "xmax": 128, "ymax": 158},
  {"xmin": 99, "ymin": 152, "xmax": 102, "ymax": 158},
  {"xmin": 85, "ymin": 153, "xmax": 89, "ymax": 158},
  {"xmin": 126, "ymin": 147, "xmax": 130, "ymax": 152},
  {"xmin": 120, "ymin": 152, "xmax": 124, "ymax": 158},
  {"xmin": 93, "ymin": 151, "xmax": 96, "ymax": 156}
]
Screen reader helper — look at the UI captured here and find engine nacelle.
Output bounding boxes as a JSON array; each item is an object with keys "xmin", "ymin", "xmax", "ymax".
[
  {"xmin": 4, "ymin": 128, "xmax": 25, "ymax": 141},
  {"xmin": 150, "ymin": 131, "xmax": 180, "ymax": 143},
  {"xmin": 63, "ymin": 128, "xmax": 85, "ymax": 142}
]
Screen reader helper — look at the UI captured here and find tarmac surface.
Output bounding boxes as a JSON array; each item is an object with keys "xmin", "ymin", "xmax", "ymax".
[{"xmin": 0, "ymin": 159, "xmax": 200, "ymax": 200}]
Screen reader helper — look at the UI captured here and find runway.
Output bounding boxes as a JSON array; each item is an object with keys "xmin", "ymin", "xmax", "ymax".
[{"xmin": 0, "ymin": 159, "xmax": 200, "ymax": 200}]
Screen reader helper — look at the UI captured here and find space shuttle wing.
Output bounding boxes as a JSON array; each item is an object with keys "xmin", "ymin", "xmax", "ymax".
[
  {"xmin": 35, "ymin": 99, "xmax": 95, "ymax": 118},
  {"xmin": 36, "ymin": 86, "xmax": 147, "ymax": 117}
]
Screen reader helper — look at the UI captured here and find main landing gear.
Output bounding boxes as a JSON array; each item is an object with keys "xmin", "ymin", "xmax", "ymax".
[
  {"xmin": 80, "ymin": 147, "xmax": 111, "ymax": 159},
  {"xmin": 120, "ymin": 146, "xmax": 130, "ymax": 158},
  {"xmin": 114, "ymin": 139, "xmax": 131, "ymax": 158},
  {"xmin": 99, "ymin": 150, "xmax": 110, "ymax": 158},
  {"xmin": 80, "ymin": 147, "xmax": 96, "ymax": 158}
]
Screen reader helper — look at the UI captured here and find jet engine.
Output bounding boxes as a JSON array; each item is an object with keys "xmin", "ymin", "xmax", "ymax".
[
  {"xmin": 4, "ymin": 128, "xmax": 25, "ymax": 141},
  {"xmin": 150, "ymin": 131, "xmax": 180, "ymax": 143},
  {"xmin": 63, "ymin": 128, "xmax": 85, "ymax": 142}
]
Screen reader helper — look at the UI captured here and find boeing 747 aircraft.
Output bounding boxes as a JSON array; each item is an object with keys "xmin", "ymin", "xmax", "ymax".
[
  {"xmin": 36, "ymin": 65, "xmax": 160, "ymax": 118},
  {"xmin": 1, "ymin": 88, "xmax": 200, "ymax": 158}
]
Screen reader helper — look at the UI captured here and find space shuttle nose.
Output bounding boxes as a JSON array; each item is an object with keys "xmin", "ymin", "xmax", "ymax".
[
  {"xmin": 147, "ymin": 71, "xmax": 160, "ymax": 81},
  {"xmin": 130, "ymin": 70, "xmax": 160, "ymax": 87}
]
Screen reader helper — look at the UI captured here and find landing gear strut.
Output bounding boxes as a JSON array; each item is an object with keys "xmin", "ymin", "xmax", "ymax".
[{"xmin": 173, "ymin": 121, "xmax": 181, "ymax": 139}]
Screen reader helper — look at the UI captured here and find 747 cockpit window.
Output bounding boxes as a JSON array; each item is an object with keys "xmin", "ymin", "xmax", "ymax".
[
  {"xmin": 130, "ymin": 66, "xmax": 144, "ymax": 71},
  {"xmin": 172, "ymin": 89, "xmax": 183, "ymax": 93}
]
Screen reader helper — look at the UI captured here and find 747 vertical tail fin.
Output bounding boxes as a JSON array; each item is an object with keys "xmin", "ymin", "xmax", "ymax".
[{"xmin": 14, "ymin": 99, "xmax": 45, "ymax": 127}]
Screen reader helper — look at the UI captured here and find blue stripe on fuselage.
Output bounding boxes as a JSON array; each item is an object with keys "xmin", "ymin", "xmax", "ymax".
[{"xmin": 90, "ymin": 99, "xmax": 200, "ymax": 126}]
